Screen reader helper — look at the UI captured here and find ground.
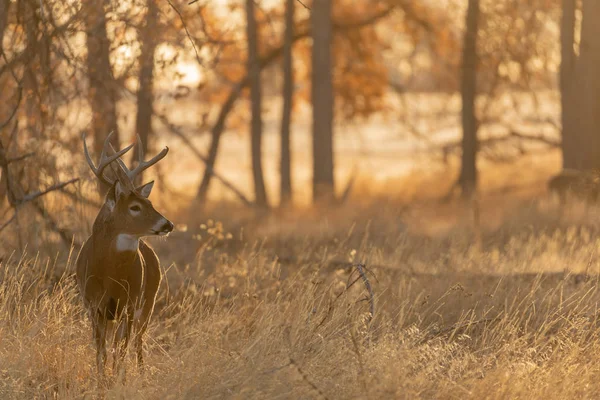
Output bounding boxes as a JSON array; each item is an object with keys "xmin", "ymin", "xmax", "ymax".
[{"xmin": 3, "ymin": 172, "xmax": 600, "ymax": 398}]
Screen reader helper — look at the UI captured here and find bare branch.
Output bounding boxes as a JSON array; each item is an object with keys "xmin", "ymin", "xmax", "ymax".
[
  {"xmin": 296, "ymin": 0, "xmax": 310, "ymax": 10},
  {"xmin": 166, "ymin": 0, "xmax": 202, "ymax": 67},
  {"xmin": 19, "ymin": 178, "xmax": 80, "ymax": 204},
  {"xmin": 154, "ymin": 111, "xmax": 255, "ymax": 207},
  {"xmin": 7, "ymin": 152, "xmax": 35, "ymax": 164},
  {"xmin": 0, "ymin": 212, "xmax": 16, "ymax": 233}
]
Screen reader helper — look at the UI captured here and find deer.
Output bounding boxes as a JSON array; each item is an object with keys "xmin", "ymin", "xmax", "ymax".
[
  {"xmin": 76, "ymin": 132, "xmax": 173, "ymax": 378},
  {"xmin": 548, "ymin": 169, "xmax": 600, "ymax": 207}
]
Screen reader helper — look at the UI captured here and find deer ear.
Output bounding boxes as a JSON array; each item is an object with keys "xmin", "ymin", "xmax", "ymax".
[
  {"xmin": 105, "ymin": 185, "xmax": 116, "ymax": 211},
  {"xmin": 137, "ymin": 181, "xmax": 154, "ymax": 198},
  {"xmin": 115, "ymin": 181, "xmax": 129, "ymax": 201}
]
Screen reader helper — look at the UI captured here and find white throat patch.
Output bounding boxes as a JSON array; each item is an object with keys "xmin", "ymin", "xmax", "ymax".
[{"xmin": 115, "ymin": 234, "xmax": 139, "ymax": 252}]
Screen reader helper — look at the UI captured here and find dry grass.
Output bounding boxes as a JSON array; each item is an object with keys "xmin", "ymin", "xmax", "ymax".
[{"xmin": 4, "ymin": 190, "xmax": 600, "ymax": 399}]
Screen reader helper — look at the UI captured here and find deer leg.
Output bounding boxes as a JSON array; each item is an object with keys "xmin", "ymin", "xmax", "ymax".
[
  {"xmin": 92, "ymin": 310, "xmax": 108, "ymax": 376},
  {"xmin": 135, "ymin": 320, "xmax": 148, "ymax": 369},
  {"xmin": 114, "ymin": 314, "xmax": 133, "ymax": 382}
]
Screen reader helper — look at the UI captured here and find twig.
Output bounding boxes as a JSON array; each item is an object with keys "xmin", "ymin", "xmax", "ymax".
[
  {"xmin": 0, "ymin": 212, "xmax": 16, "ymax": 233},
  {"xmin": 7, "ymin": 152, "xmax": 35, "ymax": 164},
  {"xmin": 295, "ymin": 0, "xmax": 310, "ymax": 10},
  {"xmin": 289, "ymin": 357, "xmax": 328, "ymax": 400},
  {"xmin": 166, "ymin": 0, "xmax": 202, "ymax": 66},
  {"xmin": 355, "ymin": 263, "xmax": 375, "ymax": 325}
]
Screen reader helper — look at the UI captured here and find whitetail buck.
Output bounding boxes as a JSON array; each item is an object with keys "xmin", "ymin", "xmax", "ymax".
[
  {"xmin": 76, "ymin": 133, "xmax": 173, "ymax": 377},
  {"xmin": 548, "ymin": 169, "xmax": 600, "ymax": 206}
]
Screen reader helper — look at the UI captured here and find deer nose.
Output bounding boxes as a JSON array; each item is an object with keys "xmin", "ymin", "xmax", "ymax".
[{"xmin": 160, "ymin": 220, "xmax": 174, "ymax": 233}]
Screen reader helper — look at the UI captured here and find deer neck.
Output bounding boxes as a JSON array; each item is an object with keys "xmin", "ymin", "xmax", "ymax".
[
  {"xmin": 91, "ymin": 209, "xmax": 140, "ymax": 258},
  {"xmin": 114, "ymin": 233, "xmax": 140, "ymax": 253}
]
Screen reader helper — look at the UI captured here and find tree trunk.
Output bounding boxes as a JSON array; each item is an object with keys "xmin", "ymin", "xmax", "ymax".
[
  {"xmin": 311, "ymin": 0, "xmax": 335, "ymax": 202},
  {"xmin": 567, "ymin": 0, "xmax": 600, "ymax": 171},
  {"xmin": 560, "ymin": 0, "xmax": 577, "ymax": 169},
  {"xmin": 246, "ymin": 0, "xmax": 268, "ymax": 207},
  {"xmin": 0, "ymin": 0, "xmax": 9, "ymax": 55},
  {"xmin": 132, "ymin": 0, "xmax": 159, "ymax": 185},
  {"xmin": 84, "ymin": 0, "xmax": 120, "ymax": 156},
  {"xmin": 280, "ymin": 0, "xmax": 294, "ymax": 207},
  {"xmin": 458, "ymin": 0, "xmax": 480, "ymax": 197}
]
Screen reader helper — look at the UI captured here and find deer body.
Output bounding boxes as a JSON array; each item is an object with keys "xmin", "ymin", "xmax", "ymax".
[
  {"xmin": 76, "ymin": 133, "xmax": 172, "ymax": 376},
  {"xmin": 548, "ymin": 169, "xmax": 600, "ymax": 205}
]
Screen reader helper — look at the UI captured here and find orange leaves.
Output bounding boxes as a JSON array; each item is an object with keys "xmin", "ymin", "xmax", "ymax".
[{"xmin": 332, "ymin": 26, "xmax": 389, "ymax": 119}]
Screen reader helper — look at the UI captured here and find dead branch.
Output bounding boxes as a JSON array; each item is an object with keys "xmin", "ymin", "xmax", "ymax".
[
  {"xmin": 7, "ymin": 152, "xmax": 35, "ymax": 164},
  {"xmin": 439, "ymin": 129, "xmax": 560, "ymax": 159},
  {"xmin": 166, "ymin": 0, "xmax": 202, "ymax": 66},
  {"xmin": 0, "ymin": 212, "xmax": 16, "ymax": 233},
  {"xmin": 289, "ymin": 357, "xmax": 329, "ymax": 400},
  {"xmin": 355, "ymin": 263, "xmax": 375, "ymax": 325},
  {"xmin": 295, "ymin": 0, "xmax": 310, "ymax": 10},
  {"xmin": 19, "ymin": 178, "xmax": 79, "ymax": 204}
]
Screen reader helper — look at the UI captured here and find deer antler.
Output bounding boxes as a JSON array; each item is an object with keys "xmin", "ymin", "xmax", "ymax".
[
  {"xmin": 113, "ymin": 135, "xmax": 169, "ymax": 183},
  {"xmin": 83, "ymin": 132, "xmax": 134, "ymax": 187}
]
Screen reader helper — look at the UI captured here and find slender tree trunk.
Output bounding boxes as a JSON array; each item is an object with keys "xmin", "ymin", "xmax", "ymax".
[
  {"xmin": 0, "ymin": 0, "xmax": 9, "ymax": 56},
  {"xmin": 560, "ymin": 0, "xmax": 578, "ymax": 170},
  {"xmin": 568, "ymin": 0, "xmax": 600, "ymax": 171},
  {"xmin": 246, "ymin": 0, "xmax": 268, "ymax": 207},
  {"xmin": 0, "ymin": 0, "xmax": 11, "ymax": 195},
  {"xmin": 311, "ymin": 0, "xmax": 335, "ymax": 202},
  {"xmin": 132, "ymin": 0, "xmax": 159, "ymax": 185},
  {"xmin": 458, "ymin": 0, "xmax": 479, "ymax": 197},
  {"xmin": 195, "ymin": 83, "xmax": 242, "ymax": 204},
  {"xmin": 84, "ymin": 0, "xmax": 120, "ymax": 155},
  {"xmin": 280, "ymin": 0, "xmax": 294, "ymax": 207}
]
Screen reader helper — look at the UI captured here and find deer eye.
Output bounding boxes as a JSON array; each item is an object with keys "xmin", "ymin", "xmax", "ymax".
[{"xmin": 129, "ymin": 205, "xmax": 141, "ymax": 212}]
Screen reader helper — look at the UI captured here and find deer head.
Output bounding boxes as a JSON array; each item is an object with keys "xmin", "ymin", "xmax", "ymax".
[{"xmin": 83, "ymin": 132, "xmax": 173, "ymax": 245}]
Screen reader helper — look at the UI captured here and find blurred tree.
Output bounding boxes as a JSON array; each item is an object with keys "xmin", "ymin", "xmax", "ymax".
[
  {"xmin": 246, "ymin": 0, "xmax": 269, "ymax": 207},
  {"xmin": 560, "ymin": 0, "xmax": 577, "ymax": 169},
  {"xmin": 311, "ymin": 0, "xmax": 335, "ymax": 202},
  {"xmin": 458, "ymin": 0, "xmax": 480, "ymax": 196},
  {"xmin": 280, "ymin": 0, "xmax": 294, "ymax": 207},
  {"xmin": 84, "ymin": 0, "xmax": 120, "ymax": 155},
  {"xmin": 562, "ymin": 0, "xmax": 600, "ymax": 171},
  {"xmin": 193, "ymin": 3, "xmax": 394, "ymax": 205},
  {"xmin": 0, "ymin": 0, "xmax": 8, "ymax": 47},
  {"xmin": 133, "ymin": 0, "xmax": 159, "ymax": 185}
]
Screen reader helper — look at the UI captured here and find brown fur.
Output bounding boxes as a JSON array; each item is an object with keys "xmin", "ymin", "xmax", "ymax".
[
  {"xmin": 548, "ymin": 169, "xmax": 600, "ymax": 205},
  {"xmin": 76, "ymin": 184, "xmax": 169, "ymax": 376}
]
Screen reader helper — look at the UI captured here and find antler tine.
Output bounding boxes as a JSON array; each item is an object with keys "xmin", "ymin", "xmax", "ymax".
[
  {"xmin": 136, "ymin": 134, "xmax": 144, "ymax": 164},
  {"xmin": 82, "ymin": 132, "xmax": 134, "ymax": 186},
  {"xmin": 127, "ymin": 143, "xmax": 169, "ymax": 183}
]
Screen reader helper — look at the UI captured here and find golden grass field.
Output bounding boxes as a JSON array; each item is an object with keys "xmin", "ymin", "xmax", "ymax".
[{"xmin": 5, "ymin": 160, "xmax": 600, "ymax": 399}]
